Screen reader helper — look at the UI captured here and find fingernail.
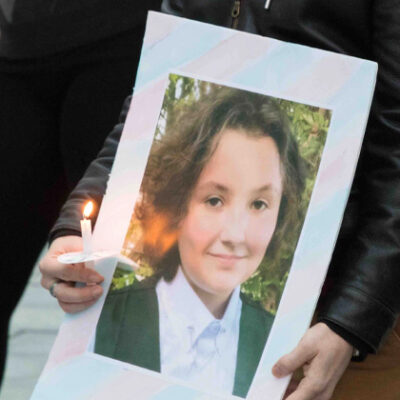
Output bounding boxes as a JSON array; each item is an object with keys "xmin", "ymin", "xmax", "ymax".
[
  {"xmin": 89, "ymin": 273, "xmax": 103, "ymax": 284},
  {"xmin": 92, "ymin": 286, "xmax": 103, "ymax": 298},
  {"xmin": 272, "ymin": 364, "xmax": 286, "ymax": 378}
]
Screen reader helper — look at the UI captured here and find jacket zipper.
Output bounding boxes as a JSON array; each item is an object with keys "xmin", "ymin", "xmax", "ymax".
[{"xmin": 231, "ymin": 0, "xmax": 241, "ymax": 29}]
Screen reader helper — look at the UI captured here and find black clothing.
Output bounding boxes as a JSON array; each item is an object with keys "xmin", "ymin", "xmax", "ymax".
[
  {"xmin": 50, "ymin": 0, "xmax": 400, "ymax": 357},
  {"xmin": 0, "ymin": 0, "xmax": 163, "ymax": 384},
  {"xmin": 0, "ymin": 0, "xmax": 162, "ymax": 381},
  {"xmin": 0, "ymin": 0, "xmax": 160, "ymax": 59}
]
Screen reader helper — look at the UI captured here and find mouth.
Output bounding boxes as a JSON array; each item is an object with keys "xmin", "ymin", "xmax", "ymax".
[
  {"xmin": 208, "ymin": 253, "xmax": 246, "ymax": 262},
  {"xmin": 209, "ymin": 253, "xmax": 245, "ymax": 260}
]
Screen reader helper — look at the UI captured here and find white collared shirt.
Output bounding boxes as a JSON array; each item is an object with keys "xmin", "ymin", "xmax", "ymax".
[{"xmin": 156, "ymin": 267, "xmax": 242, "ymax": 395}]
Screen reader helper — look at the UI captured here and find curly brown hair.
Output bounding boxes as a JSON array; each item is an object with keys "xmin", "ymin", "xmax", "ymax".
[{"xmin": 135, "ymin": 84, "xmax": 306, "ymax": 280}]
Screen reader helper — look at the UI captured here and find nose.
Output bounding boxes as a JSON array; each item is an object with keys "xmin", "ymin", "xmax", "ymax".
[{"xmin": 219, "ymin": 208, "xmax": 248, "ymax": 246}]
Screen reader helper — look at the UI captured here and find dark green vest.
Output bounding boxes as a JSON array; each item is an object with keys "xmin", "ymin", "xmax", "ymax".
[{"xmin": 95, "ymin": 280, "xmax": 273, "ymax": 398}]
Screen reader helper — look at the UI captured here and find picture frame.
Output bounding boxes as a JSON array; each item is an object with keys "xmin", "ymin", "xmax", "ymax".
[{"xmin": 31, "ymin": 12, "xmax": 377, "ymax": 400}]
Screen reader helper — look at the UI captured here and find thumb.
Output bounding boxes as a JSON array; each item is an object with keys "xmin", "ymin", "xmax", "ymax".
[
  {"xmin": 50, "ymin": 235, "xmax": 83, "ymax": 255},
  {"xmin": 272, "ymin": 339, "xmax": 317, "ymax": 378}
]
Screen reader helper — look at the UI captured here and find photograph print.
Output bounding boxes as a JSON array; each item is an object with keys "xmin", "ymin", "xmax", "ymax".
[{"xmin": 93, "ymin": 74, "xmax": 332, "ymax": 398}]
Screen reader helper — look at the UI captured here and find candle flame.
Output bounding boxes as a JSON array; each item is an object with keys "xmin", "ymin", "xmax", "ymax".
[{"xmin": 83, "ymin": 201, "xmax": 94, "ymax": 219}]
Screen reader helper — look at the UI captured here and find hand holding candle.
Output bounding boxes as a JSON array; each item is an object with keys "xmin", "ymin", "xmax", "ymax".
[
  {"xmin": 58, "ymin": 200, "xmax": 119, "ymax": 265},
  {"xmin": 41, "ymin": 235, "xmax": 104, "ymax": 313}
]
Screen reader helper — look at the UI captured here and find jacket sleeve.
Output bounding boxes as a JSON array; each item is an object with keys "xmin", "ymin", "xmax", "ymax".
[
  {"xmin": 318, "ymin": 0, "xmax": 400, "ymax": 353},
  {"xmin": 49, "ymin": 0, "xmax": 183, "ymax": 242},
  {"xmin": 49, "ymin": 96, "xmax": 132, "ymax": 242},
  {"xmin": 161, "ymin": 0, "xmax": 184, "ymax": 15}
]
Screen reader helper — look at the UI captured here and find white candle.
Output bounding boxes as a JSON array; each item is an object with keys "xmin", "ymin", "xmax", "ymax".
[
  {"xmin": 81, "ymin": 201, "xmax": 94, "ymax": 254},
  {"xmin": 81, "ymin": 219, "xmax": 92, "ymax": 254}
]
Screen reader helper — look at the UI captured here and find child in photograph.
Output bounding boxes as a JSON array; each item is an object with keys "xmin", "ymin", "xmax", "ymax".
[{"xmin": 94, "ymin": 85, "xmax": 306, "ymax": 397}]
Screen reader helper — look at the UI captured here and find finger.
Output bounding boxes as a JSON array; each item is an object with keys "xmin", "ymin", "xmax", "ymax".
[
  {"xmin": 41, "ymin": 273, "xmax": 67, "ymax": 290},
  {"xmin": 39, "ymin": 237, "xmax": 83, "ymax": 272},
  {"xmin": 52, "ymin": 281, "xmax": 103, "ymax": 304},
  {"xmin": 283, "ymin": 378, "xmax": 300, "ymax": 399},
  {"xmin": 272, "ymin": 339, "xmax": 317, "ymax": 378},
  {"xmin": 39, "ymin": 254, "xmax": 84, "ymax": 279},
  {"xmin": 284, "ymin": 376, "xmax": 327, "ymax": 400},
  {"xmin": 283, "ymin": 352, "xmax": 338, "ymax": 400},
  {"xmin": 40, "ymin": 260, "xmax": 103, "ymax": 284},
  {"xmin": 59, "ymin": 298, "xmax": 99, "ymax": 314},
  {"xmin": 49, "ymin": 235, "xmax": 84, "ymax": 254}
]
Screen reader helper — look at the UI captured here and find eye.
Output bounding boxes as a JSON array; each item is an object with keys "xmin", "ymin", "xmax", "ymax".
[
  {"xmin": 205, "ymin": 196, "xmax": 223, "ymax": 208},
  {"xmin": 251, "ymin": 200, "xmax": 268, "ymax": 211}
]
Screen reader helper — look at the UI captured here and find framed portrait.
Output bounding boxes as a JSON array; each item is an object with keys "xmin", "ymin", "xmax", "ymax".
[
  {"xmin": 92, "ymin": 74, "xmax": 331, "ymax": 399},
  {"xmin": 32, "ymin": 12, "xmax": 377, "ymax": 400}
]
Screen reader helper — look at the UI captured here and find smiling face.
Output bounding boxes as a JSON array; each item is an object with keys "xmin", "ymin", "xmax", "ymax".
[{"xmin": 177, "ymin": 128, "xmax": 283, "ymax": 307}]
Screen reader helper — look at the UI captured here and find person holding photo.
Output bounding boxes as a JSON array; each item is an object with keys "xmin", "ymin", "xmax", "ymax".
[
  {"xmin": 94, "ymin": 88, "xmax": 306, "ymax": 397},
  {"xmin": 39, "ymin": 1, "xmax": 400, "ymax": 399},
  {"xmin": 0, "ymin": 0, "xmax": 162, "ymax": 385}
]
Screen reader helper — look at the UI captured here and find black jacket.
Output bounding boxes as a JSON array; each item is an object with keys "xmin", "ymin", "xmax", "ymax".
[
  {"xmin": 50, "ymin": 0, "xmax": 400, "ymax": 355},
  {"xmin": 0, "ymin": 0, "xmax": 161, "ymax": 58}
]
